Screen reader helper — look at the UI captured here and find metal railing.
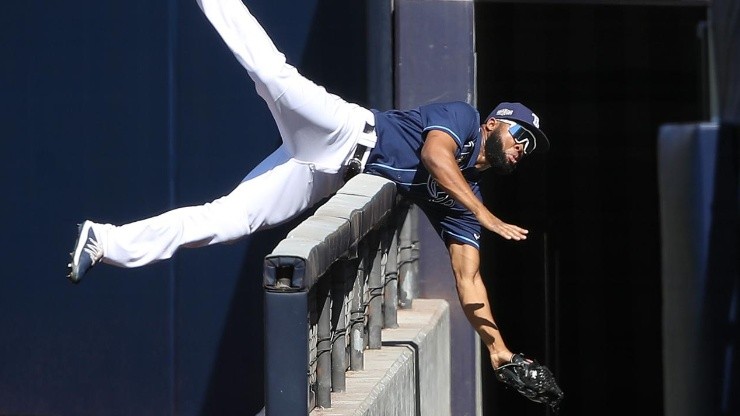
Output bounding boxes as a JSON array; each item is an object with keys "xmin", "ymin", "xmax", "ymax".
[{"xmin": 262, "ymin": 174, "xmax": 420, "ymax": 415}]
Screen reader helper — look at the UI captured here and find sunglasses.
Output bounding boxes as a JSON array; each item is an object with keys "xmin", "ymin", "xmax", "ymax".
[{"xmin": 499, "ymin": 119, "xmax": 536, "ymax": 155}]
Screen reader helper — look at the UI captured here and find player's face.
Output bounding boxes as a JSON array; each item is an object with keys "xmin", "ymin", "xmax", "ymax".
[{"xmin": 484, "ymin": 120, "xmax": 526, "ymax": 175}]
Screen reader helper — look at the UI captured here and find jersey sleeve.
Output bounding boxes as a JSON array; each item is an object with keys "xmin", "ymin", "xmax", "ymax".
[{"xmin": 419, "ymin": 102, "xmax": 480, "ymax": 149}]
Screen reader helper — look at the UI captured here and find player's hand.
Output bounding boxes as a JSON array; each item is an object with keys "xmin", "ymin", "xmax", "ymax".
[{"xmin": 478, "ymin": 212, "xmax": 528, "ymax": 241}]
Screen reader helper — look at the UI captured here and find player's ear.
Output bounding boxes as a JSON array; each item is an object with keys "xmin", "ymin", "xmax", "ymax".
[{"xmin": 484, "ymin": 117, "xmax": 497, "ymax": 130}]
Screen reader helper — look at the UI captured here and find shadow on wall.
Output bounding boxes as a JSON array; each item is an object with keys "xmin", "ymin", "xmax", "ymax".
[{"xmin": 200, "ymin": 220, "xmax": 294, "ymax": 416}]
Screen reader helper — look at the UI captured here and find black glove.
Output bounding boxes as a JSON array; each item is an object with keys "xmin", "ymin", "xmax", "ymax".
[{"xmin": 495, "ymin": 353, "xmax": 564, "ymax": 411}]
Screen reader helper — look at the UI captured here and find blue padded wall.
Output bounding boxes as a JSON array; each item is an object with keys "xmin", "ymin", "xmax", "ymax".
[
  {"xmin": 0, "ymin": 1, "xmax": 368, "ymax": 415},
  {"xmin": 0, "ymin": 1, "xmax": 173, "ymax": 414}
]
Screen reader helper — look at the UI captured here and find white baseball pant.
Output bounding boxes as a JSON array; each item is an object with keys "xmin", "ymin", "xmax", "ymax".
[{"xmin": 93, "ymin": 0, "xmax": 376, "ymax": 268}]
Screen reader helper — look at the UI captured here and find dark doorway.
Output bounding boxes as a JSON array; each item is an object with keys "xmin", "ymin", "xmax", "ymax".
[{"xmin": 475, "ymin": 3, "xmax": 706, "ymax": 415}]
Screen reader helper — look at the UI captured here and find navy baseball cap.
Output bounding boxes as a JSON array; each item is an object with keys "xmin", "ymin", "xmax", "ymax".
[{"xmin": 487, "ymin": 102, "xmax": 550, "ymax": 154}]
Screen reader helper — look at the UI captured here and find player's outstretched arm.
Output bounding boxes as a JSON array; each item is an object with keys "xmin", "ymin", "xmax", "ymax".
[
  {"xmin": 447, "ymin": 241, "xmax": 514, "ymax": 368},
  {"xmin": 421, "ymin": 131, "xmax": 528, "ymax": 240},
  {"xmin": 451, "ymin": 241, "xmax": 566, "ymax": 410}
]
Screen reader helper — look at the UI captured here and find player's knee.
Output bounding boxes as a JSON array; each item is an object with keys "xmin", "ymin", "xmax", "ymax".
[{"xmin": 452, "ymin": 268, "xmax": 479, "ymax": 288}]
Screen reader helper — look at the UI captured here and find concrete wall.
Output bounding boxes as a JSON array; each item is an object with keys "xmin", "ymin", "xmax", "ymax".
[{"xmin": 311, "ymin": 299, "xmax": 451, "ymax": 416}]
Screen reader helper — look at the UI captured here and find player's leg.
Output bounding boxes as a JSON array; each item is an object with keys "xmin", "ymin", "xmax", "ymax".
[
  {"xmin": 68, "ymin": 146, "xmax": 343, "ymax": 280},
  {"xmin": 95, "ymin": 146, "xmax": 333, "ymax": 267},
  {"xmin": 196, "ymin": 0, "xmax": 376, "ymax": 172}
]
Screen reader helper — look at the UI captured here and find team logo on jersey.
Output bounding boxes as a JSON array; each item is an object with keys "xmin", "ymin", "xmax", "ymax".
[
  {"xmin": 427, "ymin": 177, "xmax": 455, "ymax": 207},
  {"xmin": 456, "ymin": 141, "xmax": 475, "ymax": 166}
]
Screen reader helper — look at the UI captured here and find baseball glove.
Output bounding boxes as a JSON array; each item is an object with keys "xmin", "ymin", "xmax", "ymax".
[{"xmin": 495, "ymin": 353, "xmax": 564, "ymax": 410}]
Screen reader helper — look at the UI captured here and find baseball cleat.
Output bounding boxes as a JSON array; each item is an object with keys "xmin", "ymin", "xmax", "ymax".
[{"xmin": 67, "ymin": 220, "xmax": 104, "ymax": 283}]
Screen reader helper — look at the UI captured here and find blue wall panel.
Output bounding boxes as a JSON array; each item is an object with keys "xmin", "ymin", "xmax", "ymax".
[
  {"xmin": 0, "ymin": 1, "xmax": 173, "ymax": 415},
  {"xmin": 0, "ymin": 0, "xmax": 370, "ymax": 415},
  {"xmin": 171, "ymin": 1, "xmax": 368, "ymax": 414},
  {"xmin": 172, "ymin": 2, "xmax": 284, "ymax": 413},
  {"xmin": 394, "ymin": 1, "xmax": 479, "ymax": 415}
]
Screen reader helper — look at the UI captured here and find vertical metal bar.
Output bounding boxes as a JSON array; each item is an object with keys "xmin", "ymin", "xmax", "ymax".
[
  {"xmin": 409, "ymin": 204, "xmax": 421, "ymax": 288},
  {"xmin": 367, "ymin": 230, "xmax": 383, "ymax": 349},
  {"xmin": 383, "ymin": 224, "xmax": 399, "ymax": 329},
  {"xmin": 344, "ymin": 262, "xmax": 352, "ymax": 374},
  {"xmin": 331, "ymin": 261, "xmax": 349, "ymax": 393},
  {"xmin": 397, "ymin": 205, "xmax": 411, "ymax": 309},
  {"xmin": 350, "ymin": 241, "xmax": 368, "ymax": 371},
  {"xmin": 264, "ymin": 291, "xmax": 309, "ymax": 416},
  {"xmin": 398, "ymin": 204, "xmax": 419, "ymax": 309},
  {"xmin": 316, "ymin": 278, "xmax": 332, "ymax": 408},
  {"xmin": 308, "ymin": 290, "xmax": 317, "ymax": 412}
]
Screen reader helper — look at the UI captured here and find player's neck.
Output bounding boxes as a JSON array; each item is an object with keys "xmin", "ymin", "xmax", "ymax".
[{"xmin": 476, "ymin": 128, "xmax": 491, "ymax": 171}]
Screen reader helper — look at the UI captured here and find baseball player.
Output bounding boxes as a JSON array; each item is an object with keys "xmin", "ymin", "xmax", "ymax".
[{"xmin": 68, "ymin": 0, "xmax": 562, "ymax": 408}]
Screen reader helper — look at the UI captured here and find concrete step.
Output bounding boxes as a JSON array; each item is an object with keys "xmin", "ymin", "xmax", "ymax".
[{"xmin": 310, "ymin": 299, "xmax": 450, "ymax": 416}]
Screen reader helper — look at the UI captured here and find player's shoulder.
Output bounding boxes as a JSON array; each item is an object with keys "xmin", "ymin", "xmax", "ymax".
[
  {"xmin": 421, "ymin": 101, "xmax": 480, "ymax": 124},
  {"xmin": 421, "ymin": 100, "xmax": 477, "ymax": 113}
]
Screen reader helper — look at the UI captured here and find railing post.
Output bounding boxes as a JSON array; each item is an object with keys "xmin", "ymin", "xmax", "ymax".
[
  {"xmin": 308, "ymin": 293, "xmax": 317, "ymax": 411},
  {"xmin": 367, "ymin": 230, "xmax": 384, "ymax": 349},
  {"xmin": 331, "ymin": 260, "xmax": 351, "ymax": 392},
  {"xmin": 264, "ymin": 289, "xmax": 309, "ymax": 416},
  {"xmin": 409, "ymin": 204, "xmax": 421, "ymax": 286},
  {"xmin": 398, "ymin": 203, "xmax": 420, "ymax": 309},
  {"xmin": 316, "ymin": 277, "xmax": 332, "ymax": 408},
  {"xmin": 350, "ymin": 241, "xmax": 368, "ymax": 371},
  {"xmin": 383, "ymin": 224, "xmax": 399, "ymax": 329}
]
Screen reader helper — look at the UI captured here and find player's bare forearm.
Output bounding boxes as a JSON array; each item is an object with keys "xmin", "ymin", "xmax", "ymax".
[
  {"xmin": 448, "ymin": 241, "xmax": 514, "ymax": 368},
  {"xmin": 421, "ymin": 131, "xmax": 487, "ymax": 216},
  {"xmin": 421, "ymin": 131, "xmax": 528, "ymax": 240}
]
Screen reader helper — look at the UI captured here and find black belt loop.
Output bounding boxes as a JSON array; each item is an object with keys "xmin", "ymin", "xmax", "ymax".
[
  {"xmin": 343, "ymin": 144, "xmax": 367, "ymax": 182},
  {"xmin": 343, "ymin": 122, "xmax": 375, "ymax": 182},
  {"xmin": 363, "ymin": 121, "xmax": 375, "ymax": 134}
]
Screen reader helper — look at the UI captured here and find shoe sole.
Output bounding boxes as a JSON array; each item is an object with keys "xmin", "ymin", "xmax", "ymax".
[{"xmin": 67, "ymin": 220, "xmax": 93, "ymax": 283}]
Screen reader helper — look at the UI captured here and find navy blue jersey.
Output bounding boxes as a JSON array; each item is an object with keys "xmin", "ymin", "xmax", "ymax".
[{"xmin": 365, "ymin": 101, "xmax": 484, "ymax": 249}]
